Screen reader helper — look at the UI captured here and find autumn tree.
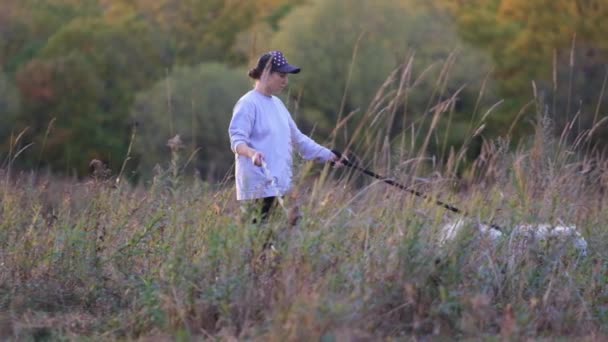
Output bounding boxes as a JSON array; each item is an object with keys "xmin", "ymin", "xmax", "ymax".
[
  {"xmin": 13, "ymin": 17, "xmax": 165, "ymax": 173},
  {"xmin": 0, "ymin": 0, "xmax": 99, "ymax": 73},
  {"xmin": 102, "ymin": 0, "xmax": 305, "ymax": 67},
  {"xmin": 446, "ymin": 0, "xmax": 608, "ymax": 146},
  {"xmin": 15, "ymin": 53, "xmax": 107, "ymax": 172}
]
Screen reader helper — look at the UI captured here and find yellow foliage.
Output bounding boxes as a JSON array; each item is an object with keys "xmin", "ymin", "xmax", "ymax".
[{"xmin": 98, "ymin": 0, "xmax": 138, "ymax": 23}]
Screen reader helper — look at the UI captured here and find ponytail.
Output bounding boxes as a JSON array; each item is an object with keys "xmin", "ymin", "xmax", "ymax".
[{"xmin": 248, "ymin": 67, "xmax": 262, "ymax": 79}]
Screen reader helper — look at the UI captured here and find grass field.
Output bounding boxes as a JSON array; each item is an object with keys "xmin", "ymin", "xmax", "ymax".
[
  {"xmin": 1, "ymin": 113, "xmax": 607, "ymax": 340},
  {"xmin": 2, "ymin": 54, "xmax": 608, "ymax": 339}
]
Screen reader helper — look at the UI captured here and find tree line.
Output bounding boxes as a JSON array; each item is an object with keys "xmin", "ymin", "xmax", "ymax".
[{"xmin": 1, "ymin": 0, "xmax": 607, "ymax": 181}]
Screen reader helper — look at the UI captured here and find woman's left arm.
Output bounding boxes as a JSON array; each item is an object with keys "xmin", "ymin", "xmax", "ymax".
[{"xmin": 288, "ymin": 115, "xmax": 336, "ymax": 162}]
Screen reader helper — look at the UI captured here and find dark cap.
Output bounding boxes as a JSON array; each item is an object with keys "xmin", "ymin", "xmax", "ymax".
[{"xmin": 257, "ymin": 50, "xmax": 301, "ymax": 74}]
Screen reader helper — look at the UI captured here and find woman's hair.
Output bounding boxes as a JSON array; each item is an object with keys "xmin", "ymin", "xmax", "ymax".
[
  {"xmin": 248, "ymin": 67, "xmax": 263, "ymax": 80},
  {"xmin": 248, "ymin": 53, "xmax": 272, "ymax": 80}
]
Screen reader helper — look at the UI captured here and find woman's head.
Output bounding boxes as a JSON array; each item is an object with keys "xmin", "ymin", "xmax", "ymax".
[
  {"xmin": 250, "ymin": 51, "xmax": 300, "ymax": 95},
  {"xmin": 248, "ymin": 51, "xmax": 300, "ymax": 80}
]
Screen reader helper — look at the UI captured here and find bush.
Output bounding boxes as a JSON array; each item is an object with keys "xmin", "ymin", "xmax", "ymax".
[
  {"xmin": 271, "ymin": 0, "xmax": 496, "ymax": 152},
  {"xmin": 131, "ymin": 62, "xmax": 251, "ymax": 181},
  {"xmin": 0, "ymin": 72, "xmax": 20, "ymax": 150}
]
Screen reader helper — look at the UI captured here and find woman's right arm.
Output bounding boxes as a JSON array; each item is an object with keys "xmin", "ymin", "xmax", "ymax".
[
  {"xmin": 229, "ymin": 100, "xmax": 264, "ymax": 166},
  {"xmin": 235, "ymin": 144, "xmax": 264, "ymax": 166}
]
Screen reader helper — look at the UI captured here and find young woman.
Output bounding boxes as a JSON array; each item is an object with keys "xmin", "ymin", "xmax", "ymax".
[{"xmin": 228, "ymin": 50, "xmax": 340, "ymax": 223}]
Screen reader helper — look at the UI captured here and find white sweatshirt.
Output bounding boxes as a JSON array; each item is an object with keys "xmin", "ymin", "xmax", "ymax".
[{"xmin": 228, "ymin": 90, "xmax": 334, "ymax": 200}]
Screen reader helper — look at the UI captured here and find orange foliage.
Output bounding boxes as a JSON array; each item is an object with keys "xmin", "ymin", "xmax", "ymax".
[{"xmin": 16, "ymin": 60, "xmax": 55, "ymax": 103}]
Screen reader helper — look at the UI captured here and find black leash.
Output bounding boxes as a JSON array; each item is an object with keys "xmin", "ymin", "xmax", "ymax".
[{"xmin": 331, "ymin": 150, "xmax": 502, "ymax": 231}]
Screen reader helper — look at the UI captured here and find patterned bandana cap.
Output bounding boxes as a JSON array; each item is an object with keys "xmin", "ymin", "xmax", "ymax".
[{"xmin": 259, "ymin": 50, "xmax": 301, "ymax": 74}]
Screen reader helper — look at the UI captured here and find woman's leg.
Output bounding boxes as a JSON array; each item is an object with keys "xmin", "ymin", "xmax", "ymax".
[
  {"xmin": 258, "ymin": 196, "xmax": 277, "ymax": 223},
  {"xmin": 246, "ymin": 196, "xmax": 277, "ymax": 224},
  {"xmin": 248, "ymin": 197, "xmax": 278, "ymax": 251}
]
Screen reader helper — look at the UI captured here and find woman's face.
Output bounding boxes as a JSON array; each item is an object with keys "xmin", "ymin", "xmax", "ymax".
[{"xmin": 260, "ymin": 70, "xmax": 289, "ymax": 95}]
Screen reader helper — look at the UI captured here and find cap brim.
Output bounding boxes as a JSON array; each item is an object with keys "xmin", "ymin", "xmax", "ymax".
[{"xmin": 276, "ymin": 64, "xmax": 301, "ymax": 74}]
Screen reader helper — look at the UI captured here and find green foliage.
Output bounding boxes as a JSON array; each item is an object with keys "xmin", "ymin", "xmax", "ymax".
[
  {"xmin": 271, "ymin": 0, "xmax": 495, "ymax": 153},
  {"xmin": 125, "ymin": 0, "xmax": 260, "ymax": 66},
  {"xmin": 131, "ymin": 62, "xmax": 250, "ymax": 180},
  {"xmin": 273, "ymin": 0, "xmax": 405, "ymax": 128},
  {"xmin": 40, "ymin": 17, "xmax": 166, "ymax": 103},
  {"xmin": 0, "ymin": 0, "xmax": 100, "ymax": 73},
  {"xmin": 0, "ymin": 72, "xmax": 20, "ymax": 148}
]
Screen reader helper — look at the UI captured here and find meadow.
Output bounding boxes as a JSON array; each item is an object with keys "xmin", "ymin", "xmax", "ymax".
[{"xmin": 1, "ymin": 109, "xmax": 607, "ymax": 340}]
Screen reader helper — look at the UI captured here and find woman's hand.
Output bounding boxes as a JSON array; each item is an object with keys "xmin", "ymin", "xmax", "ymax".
[
  {"xmin": 235, "ymin": 144, "xmax": 264, "ymax": 166},
  {"xmin": 251, "ymin": 151, "xmax": 264, "ymax": 167},
  {"xmin": 330, "ymin": 151, "xmax": 349, "ymax": 168}
]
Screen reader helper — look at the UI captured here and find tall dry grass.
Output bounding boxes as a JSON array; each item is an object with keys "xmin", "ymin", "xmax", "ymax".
[{"xmin": 1, "ymin": 56, "xmax": 608, "ymax": 340}]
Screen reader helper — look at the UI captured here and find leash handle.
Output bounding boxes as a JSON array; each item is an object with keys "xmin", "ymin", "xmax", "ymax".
[{"xmin": 330, "ymin": 149, "xmax": 353, "ymax": 167}]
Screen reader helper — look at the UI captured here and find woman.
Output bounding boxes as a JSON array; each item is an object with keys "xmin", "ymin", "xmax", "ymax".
[{"xmin": 228, "ymin": 50, "xmax": 340, "ymax": 223}]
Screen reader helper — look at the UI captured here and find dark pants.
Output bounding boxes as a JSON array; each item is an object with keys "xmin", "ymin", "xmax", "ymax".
[
  {"xmin": 251, "ymin": 196, "xmax": 278, "ymax": 224},
  {"xmin": 245, "ymin": 196, "xmax": 280, "ymax": 250}
]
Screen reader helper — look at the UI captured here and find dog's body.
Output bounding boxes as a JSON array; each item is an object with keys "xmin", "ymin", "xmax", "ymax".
[{"xmin": 438, "ymin": 218, "xmax": 588, "ymax": 258}]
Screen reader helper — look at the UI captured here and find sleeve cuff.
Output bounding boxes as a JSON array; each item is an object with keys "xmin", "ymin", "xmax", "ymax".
[
  {"xmin": 232, "ymin": 141, "xmax": 246, "ymax": 154},
  {"xmin": 319, "ymin": 148, "xmax": 335, "ymax": 162}
]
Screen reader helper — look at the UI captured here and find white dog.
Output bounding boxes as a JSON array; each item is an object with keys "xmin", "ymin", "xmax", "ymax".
[{"xmin": 438, "ymin": 218, "xmax": 588, "ymax": 258}]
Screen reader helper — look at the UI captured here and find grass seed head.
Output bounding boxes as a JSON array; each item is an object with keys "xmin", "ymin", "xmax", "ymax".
[
  {"xmin": 166, "ymin": 134, "xmax": 184, "ymax": 152},
  {"xmin": 88, "ymin": 159, "xmax": 111, "ymax": 180}
]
